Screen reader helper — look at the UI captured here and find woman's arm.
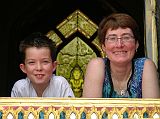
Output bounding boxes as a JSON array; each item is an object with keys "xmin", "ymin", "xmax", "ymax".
[
  {"xmin": 142, "ymin": 59, "xmax": 160, "ymax": 98},
  {"xmin": 82, "ymin": 58, "xmax": 105, "ymax": 98}
]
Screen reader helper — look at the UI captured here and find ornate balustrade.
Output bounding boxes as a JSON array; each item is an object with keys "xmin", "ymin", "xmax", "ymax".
[{"xmin": 0, "ymin": 98, "xmax": 159, "ymax": 119}]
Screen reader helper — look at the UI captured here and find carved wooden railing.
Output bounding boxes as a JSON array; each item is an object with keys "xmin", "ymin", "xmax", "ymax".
[{"xmin": 0, "ymin": 98, "xmax": 159, "ymax": 119}]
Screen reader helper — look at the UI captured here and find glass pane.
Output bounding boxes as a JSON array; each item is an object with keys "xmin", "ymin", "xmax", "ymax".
[
  {"xmin": 143, "ymin": 112, "xmax": 148, "ymax": 118},
  {"xmin": 49, "ymin": 113, "xmax": 54, "ymax": 119},
  {"xmin": 70, "ymin": 112, "xmax": 76, "ymax": 119},
  {"xmin": 0, "ymin": 111, "xmax": 2, "ymax": 119},
  {"xmin": 102, "ymin": 112, "xmax": 108, "ymax": 119},
  {"xmin": 18, "ymin": 111, "xmax": 24, "ymax": 119},
  {"xmin": 7, "ymin": 113, "xmax": 13, "ymax": 119},
  {"xmin": 133, "ymin": 113, "xmax": 139, "ymax": 119},
  {"xmin": 60, "ymin": 111, "xmax": 65, "ymax": 119},
  {"xmin": 91, "ymin": 113, "xmax": 97, "ymax": 119},
  {"xmin": 112, "ymin": 113, "xmax": 118, "ymax": 119},
  {"xmin": 153, "ymin": 113, "xmax": 160, "ymax": 119},
  {"xmin": 39, "ymin": 111, "xmax": 44, "ymax": 119},
  {"xmin": 81, "ymin": 112, "xmax": 86, "ymax": 119},
  {"xmin": 28, "ymin": 112, "xmax": 34, "ymax": 119},
  {"xmin": 123, "ymin": 111, "xmax": 128, "ymax": 119}
]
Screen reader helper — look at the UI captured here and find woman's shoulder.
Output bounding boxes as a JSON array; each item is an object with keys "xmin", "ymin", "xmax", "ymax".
[
  {"xmin": 85, "ymin": 57, "xmax": 105, "ymax": 79},
  {"xmin": 143, "ymin": 58, "xmax": 157, "ymax": 68},
  {"xmin": 134, "ymin": 57, "xmax": 154, "ymax": 65},
  {"xmin": 133, "ymin": 57, "xmax": 157, "ymax": 73},
  {"xmin": 88, "ymin": 57, "xmax": 105, "ymax": 66},
  {"xmin": 134, "ymin": 57, "xmax": 148, "ymax": 65}
]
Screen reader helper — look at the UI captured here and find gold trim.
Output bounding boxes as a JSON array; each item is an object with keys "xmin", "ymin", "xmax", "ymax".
[
  {"xmin": 0, "ymin": 98, "xmax": 159, "ymax": 118},
  {"xmin": 0, "ymin": 98, "xmax": 159, "ymax": 106}
]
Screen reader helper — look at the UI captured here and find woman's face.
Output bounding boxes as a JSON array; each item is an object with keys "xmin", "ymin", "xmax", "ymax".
[{"xmin": 102, "ymin": 27, "xmax": 139, "ymax": 64}]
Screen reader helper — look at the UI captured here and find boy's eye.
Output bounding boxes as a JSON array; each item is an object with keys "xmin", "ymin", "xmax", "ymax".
[
  {"xmin": 43, "ymin": 60, "xmax": 52, "ymax": 64},
  {"xmin": 43, "ymin": 61, "xmax": 49, "ymax": 63},
  {"xmin": 28, "ymin": 61, "xmax": 35, "ymax": 64}
]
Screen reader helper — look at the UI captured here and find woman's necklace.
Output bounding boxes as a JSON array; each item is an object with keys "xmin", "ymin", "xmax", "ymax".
[
  {"xmin": 120, "ymin": 90, "xmax": 126, "ymax": 96},
  {"xmin": 119, "ymin": 70, "xmax": 132, "ymax": 96},
  {"xmin": 106, "ymin": 59, "xmax": 134, "ymax": 97},
  {"xmin": 112, "ymin": 69, "xmax": 132, "ymax": 96}
]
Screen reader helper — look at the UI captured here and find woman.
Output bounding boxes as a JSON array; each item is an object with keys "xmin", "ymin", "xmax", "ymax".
[{"xmin": 82, "ymin": 13, "xmax": 160, "ymax": 98}]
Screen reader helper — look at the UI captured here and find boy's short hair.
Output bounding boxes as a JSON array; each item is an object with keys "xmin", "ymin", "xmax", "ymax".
[{"xmin": 19, "ymin": 32, "xmax": 56, "ymax": 63}]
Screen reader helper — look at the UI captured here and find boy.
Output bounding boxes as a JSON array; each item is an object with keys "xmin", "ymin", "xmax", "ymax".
[{"xmin": 11, "ymin": 32, "xmax": 75, "ymax": 97}]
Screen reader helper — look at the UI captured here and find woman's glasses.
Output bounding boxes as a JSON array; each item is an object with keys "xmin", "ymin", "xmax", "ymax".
[{"xmin": 105, "ymin": 34, "xmax": 135, "ymax": 44}]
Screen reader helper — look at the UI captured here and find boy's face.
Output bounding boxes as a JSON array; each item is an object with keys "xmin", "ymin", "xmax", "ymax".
[{"xmin": 20, "ymin": 47, "xmax": 57, "ymax": 87}]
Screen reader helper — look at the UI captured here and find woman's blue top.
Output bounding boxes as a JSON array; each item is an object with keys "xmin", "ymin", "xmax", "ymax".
[{"xmin": 102, "ymin": 57, "xmax": 147, "ymax": 98}]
